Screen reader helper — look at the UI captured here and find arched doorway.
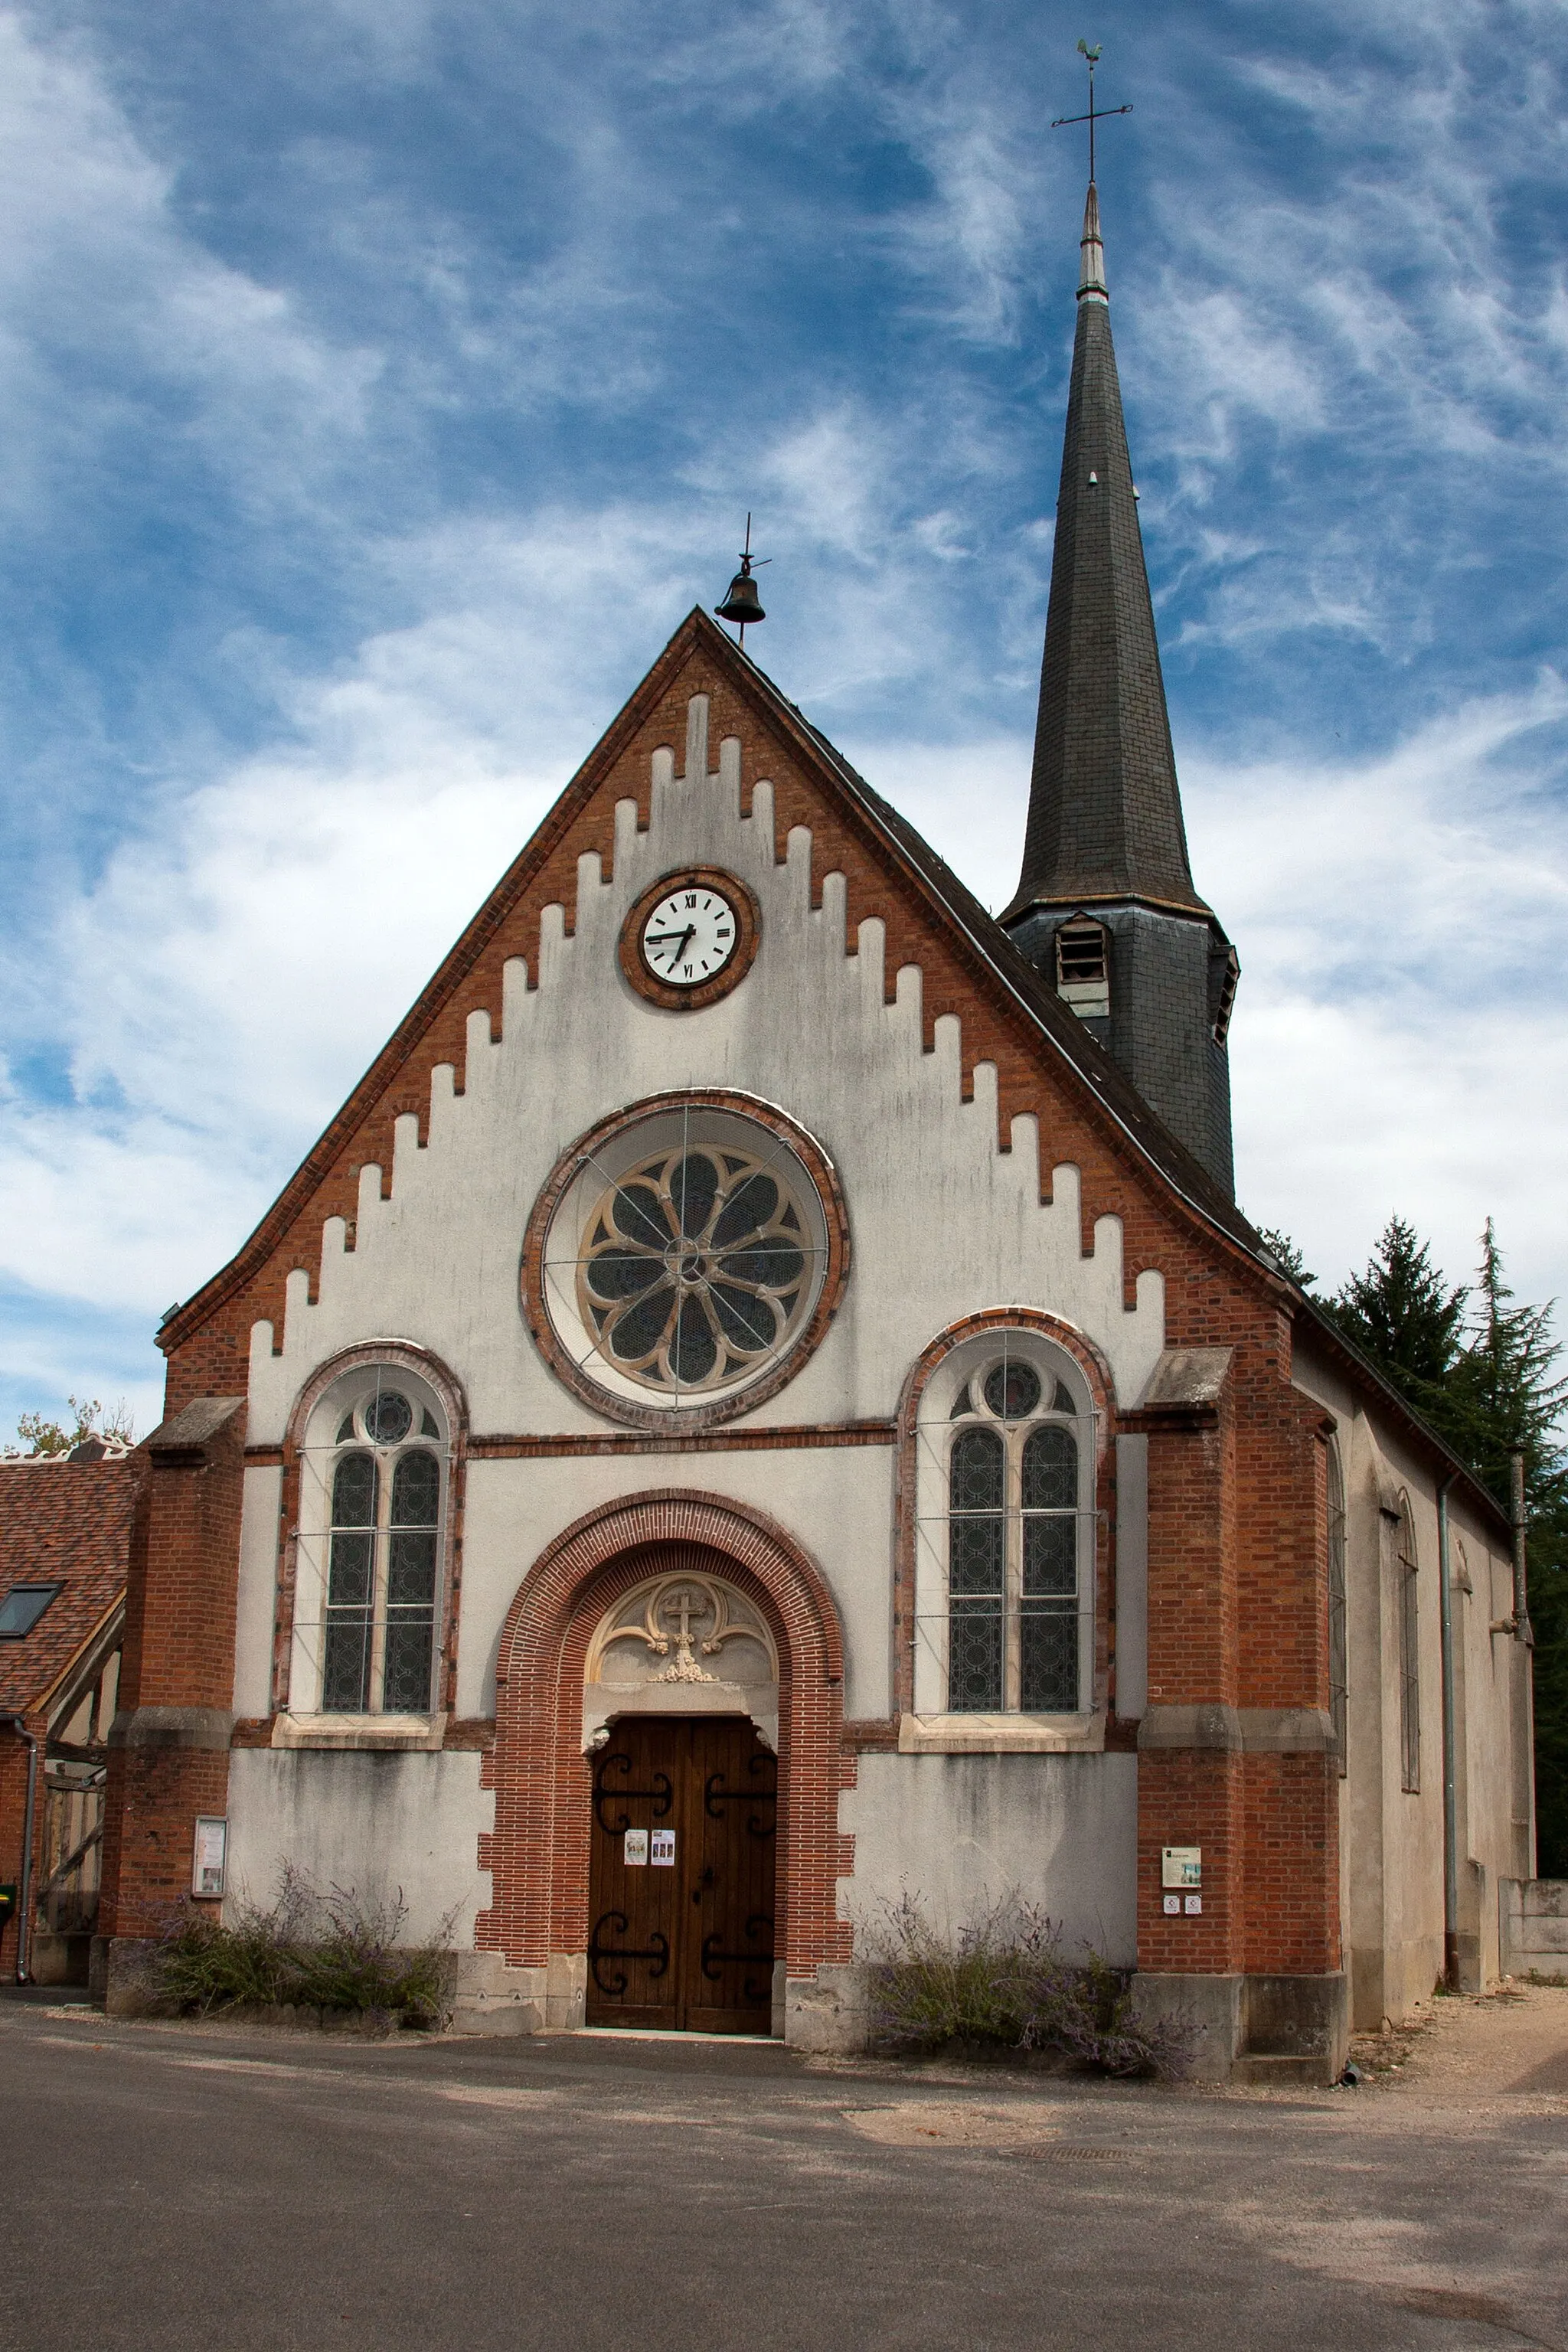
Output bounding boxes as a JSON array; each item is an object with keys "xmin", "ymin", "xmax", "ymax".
[{"xmin": 479, "ymin": 1492, "xmax": 853, "ymax": 2034}]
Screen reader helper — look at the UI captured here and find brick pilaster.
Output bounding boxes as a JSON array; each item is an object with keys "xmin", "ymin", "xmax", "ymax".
[{"xmin": 99, "ymin": 1398, "xmax": 246, "ymax": 1942}]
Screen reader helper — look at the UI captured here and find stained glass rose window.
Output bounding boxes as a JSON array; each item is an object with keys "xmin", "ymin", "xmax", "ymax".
[{"xmin": 533, "ymin": 1102, "xmax": 840, "ymax": 1416}]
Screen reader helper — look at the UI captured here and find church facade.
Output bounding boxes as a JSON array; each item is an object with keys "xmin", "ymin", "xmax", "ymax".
[{"xmin": 93, "ymin": 185, "xmax": 1534, "ymax": 2081}]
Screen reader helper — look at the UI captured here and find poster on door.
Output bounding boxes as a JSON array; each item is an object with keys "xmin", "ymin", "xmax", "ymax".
[
  {"xmin": 623, "ymin": 1829, "xmax": 648, "ymax": 1867},
  {"xmin": 650, "ymin": 1829, "xmax": 676, "ymax": 1866}
]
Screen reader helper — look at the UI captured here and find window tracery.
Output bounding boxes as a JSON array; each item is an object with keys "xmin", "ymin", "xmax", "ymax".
[
  {"xmin": 530, "ymin": 1096, "xmax": 844, "ymax": 1426},
  {"xmin": 910, "ymin": 1328, "xmax": 1097, "ymax": 1727},
  {"xmin": 297, "ymin": 1368, "xmax": 452, "ymax": 1718}
]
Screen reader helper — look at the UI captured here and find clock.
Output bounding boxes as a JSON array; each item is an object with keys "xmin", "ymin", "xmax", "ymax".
[
  {"xmin": 641, "ymin": 883, "xmax": 739, "ymax": 986},
  {"xmin": 619, "ymin": 869, "xmax": 760, "ymax": 1011}
]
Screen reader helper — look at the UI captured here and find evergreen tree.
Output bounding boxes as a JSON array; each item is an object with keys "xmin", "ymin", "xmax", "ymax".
[
  {"xmin": 1321, "ymin": 1214, "xmax": 1469, "ymax": 1407},
  {"xmin": 1444, "ymin": 1222, "xmax": 1568, "ymax": 1508},
  {"xmin": 1256, "ymin": 1227, "xmax": 1316, "ymax": 1289}
]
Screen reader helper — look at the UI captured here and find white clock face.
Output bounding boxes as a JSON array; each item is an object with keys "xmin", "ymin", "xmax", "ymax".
[{"xmin": 639, "ymin": 884, "xmax": 740, "ymax": 988}]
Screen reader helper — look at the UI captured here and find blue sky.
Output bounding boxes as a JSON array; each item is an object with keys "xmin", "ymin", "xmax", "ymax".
[{"xmin": 2, "ymin": 0, "xmax": 1566, "ymax": 1439}]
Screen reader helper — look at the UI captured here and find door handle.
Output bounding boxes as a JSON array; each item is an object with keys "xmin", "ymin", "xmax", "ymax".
[{"xmin": 692, "ymin": 1865, "xmax": 716, "ymax": 1903}]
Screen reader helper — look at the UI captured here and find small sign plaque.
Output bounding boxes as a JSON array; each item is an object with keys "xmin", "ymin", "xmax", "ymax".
[
  {"xmin": 192, "ymin": 1815, "xmax": 227, "ymax": 1899},
  {"xmin": 1162, "ymin": 1893, "xmax": 1180, "ymax": 1916},
  {"xmin": 1184, "ymin": 1894, "xmax": 1203, "ymax": 1915},
  {"xmin": 1161, "ymin": 1846, "xmax": 1202, "ymax": 1890},
  {"xmin": 623, "ymin": 1829, "xmax": 648, "ymax": 1867},
  {"xmin": 650, "ymin": 1829, "xmax": 676, "ymax": 1867}
]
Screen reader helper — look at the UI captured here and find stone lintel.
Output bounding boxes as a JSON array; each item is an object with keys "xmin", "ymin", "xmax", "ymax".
[
  {"xmin": 107, "ymin": 1704, "xmax": 237, "ymax": 1753},
  {"xmin": 1138, "ymin": 1704, "xmax": 1336, "ymax": 1755}
]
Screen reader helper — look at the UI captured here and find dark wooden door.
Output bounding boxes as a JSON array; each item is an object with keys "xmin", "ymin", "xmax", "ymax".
[{"xmin": 586, "ymin": 1717, "xmax": 776, "ymax": 2034}]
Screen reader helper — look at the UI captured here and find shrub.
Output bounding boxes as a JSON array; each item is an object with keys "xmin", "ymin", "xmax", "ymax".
[
  {"xmin": 158, "ymin": 1866, "xmax": 456, "ymax": 2030},
  {"xmin": 864, "ymin": 1895, "xmax": 1191, "ymax": 2079}
]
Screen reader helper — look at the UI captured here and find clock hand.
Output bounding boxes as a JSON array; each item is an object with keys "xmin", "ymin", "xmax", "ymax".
[{"xmin": 654, "ymin": 924, "xmax": 697, "ymax": 967}]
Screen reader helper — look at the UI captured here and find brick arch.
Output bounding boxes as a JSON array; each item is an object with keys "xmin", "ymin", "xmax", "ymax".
[{"xmin": 478, "ymin": 1491, "xmax": 853, "ymax": 1983}]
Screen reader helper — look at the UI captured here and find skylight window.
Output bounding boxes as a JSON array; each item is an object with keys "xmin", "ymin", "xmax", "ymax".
[{"xmin": 0, "ymin": 1583, "xmax": 64, "ymax": 1638}]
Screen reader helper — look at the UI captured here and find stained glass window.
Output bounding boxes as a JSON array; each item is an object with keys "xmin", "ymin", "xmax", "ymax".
[
  {"xmin": 577, "ymin": 1143, "xmax": 814, "ymax": 1395},
  {"xmin": 946, "ymin": 1355, "xmax": 1086, "ymax": 1715},
  {"xmin": 318, "ymin": 1390, "xmax": 445, "ymax": 1714}
]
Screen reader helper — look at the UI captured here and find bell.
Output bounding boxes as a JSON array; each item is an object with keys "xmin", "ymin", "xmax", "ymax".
[{"xmin": 715, "ymin": 558, "xmax": 766, "ymax": 628}]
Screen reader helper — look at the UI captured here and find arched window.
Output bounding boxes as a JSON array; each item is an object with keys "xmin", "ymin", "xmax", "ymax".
[
  {"xmin": 305, "ymin": 1373, "xmax": 450, "ymax": 1717},
  {"xmin": 945, "ymin": 1354, "xmax": 1086, "ymax": 1713},
  {"xmin": 1396, "ymin": 1496, "xmax": 1419, "ymax": 1793},
  {"xmin": 1327, "ymin": 1438, "xmax": 1348, "ymax": 1775}
]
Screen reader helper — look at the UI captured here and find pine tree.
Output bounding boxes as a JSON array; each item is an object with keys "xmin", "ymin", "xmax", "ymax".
[
  {"xmin": 1321, "ymin": 1215, "xmax": 1469, "ymax": 1406},
  {"xmin": 1256, "ymin": 1227, "xmax": 1316, "ymax": 1289},
  {"xmin": 1443, "ymin": 1223, "xmax": 1568, "ymax": 1877},
  {"xmin": 1444, "ymin": 1222, "xmax": 1568, "ymax": 1508}
]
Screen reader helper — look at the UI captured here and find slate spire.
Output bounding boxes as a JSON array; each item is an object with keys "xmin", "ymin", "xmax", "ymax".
[{"xmin": 1002, "ymin": 181, "xmax": 1239, "ymax": 1195}]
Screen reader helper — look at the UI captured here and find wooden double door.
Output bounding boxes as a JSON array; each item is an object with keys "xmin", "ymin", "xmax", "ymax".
[{"xmin": 586, "ymin": 1716, "xmax": 777, "ymax": 2034}]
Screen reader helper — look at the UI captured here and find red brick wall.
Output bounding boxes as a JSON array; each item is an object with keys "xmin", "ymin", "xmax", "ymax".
[
  {"xmin": 479, "ymin": 1491, "xmax": 854, "ymax": 1978},
  {"xmin": 99, "ymin": 1409, "xmax": 247, "ymax": 1941},
  {"xmin": 1135, "ymin": 1359, "xmax": 1340, "ymax": 1979}
]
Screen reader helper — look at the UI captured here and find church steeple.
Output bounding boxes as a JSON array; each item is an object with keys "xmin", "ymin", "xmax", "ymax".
[{"xmin": 1002, "ymin": 178, "xmax": 1239, "ymax": 1196}]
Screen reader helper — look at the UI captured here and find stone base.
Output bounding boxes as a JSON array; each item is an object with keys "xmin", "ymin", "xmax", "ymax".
[
  {"xmin": 1501, "ymin": 1879, "xmax": 1568, "ymax": 1983},
  {"xmin": 1129, "ymin": 1971, "xmax": 1348, "ymax": 2086},
  {"xmin": 784, "ymin": 1965, "xmax": 872, "ymax": 2053},
  {"xmin": 1128, "ymin": 1971, "xmax": 1242, "ymax": 2082},
  {"xmin": 449, "ymin": 1952, "xmax": 587, "ymax": 2034},
  {"xmin": 448, "ymin": 1952, "xmax": 544, "ymax": 2037},
  {"xmin": 28, "ymin": 1929, "xmax": 91, "ymax": 1987},
  {"xmin": 90, "ymin": 1935, "xmax": 168, "ymax": 2017}
]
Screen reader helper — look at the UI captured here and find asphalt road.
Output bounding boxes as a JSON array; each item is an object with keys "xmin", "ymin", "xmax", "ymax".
[{"xmin": 2, "ymin": 1994, "xmax": 1563, "ymax": 2352}]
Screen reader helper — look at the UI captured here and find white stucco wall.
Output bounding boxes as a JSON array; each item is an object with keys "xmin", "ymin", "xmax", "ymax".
[
  {"xmin": 840, "ymin": 1753, "xmax": 1138, "ymax": 1966},
  {"xmin": 233, "ymin": 1465, "xmax": 282, "ymax": 1717},
  {"xmin": 220, "ymin": 694, "xmax": 1171, "ymax": 1934},
  {"xmin": 225, "ymin": 1749, "xmax": 492, "ymax": 1946},
  {"xmin": 1292, "ymin": 1331, "xmax": 1530, "ymax": 2021},
  {"xmin": 456, "ymin": 1447, "xmax": 896, "ymax": 1721}
]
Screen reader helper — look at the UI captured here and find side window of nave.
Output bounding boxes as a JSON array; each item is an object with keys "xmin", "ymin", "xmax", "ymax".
[
  {"xmin": 302, "ymin": 1372, "xmax": 450, "ymax": 1717},
  {"xmin": 938, "ymin": 1342, "xmax": 1095, "ymax": 1717}
]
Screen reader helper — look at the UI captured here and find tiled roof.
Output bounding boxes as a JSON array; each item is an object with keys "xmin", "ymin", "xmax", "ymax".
[{"xmin": 0, "ymin": 1458, "xmax": 140, "ymax": 1715}]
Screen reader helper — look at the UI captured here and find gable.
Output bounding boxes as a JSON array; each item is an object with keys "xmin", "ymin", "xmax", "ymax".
[{"xmin": 162, "ymin": 609, "xmax": 1281, "ymax": 1415}]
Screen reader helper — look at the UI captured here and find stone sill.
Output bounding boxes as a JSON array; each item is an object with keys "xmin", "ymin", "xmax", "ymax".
[
  {"xmin": 897, "ymin": 1710, "xmax": 1106, "ymax": 1755},
  {"xmin": 270, "ymin": 1711, "xmax": 447, "ymax": 1753}
]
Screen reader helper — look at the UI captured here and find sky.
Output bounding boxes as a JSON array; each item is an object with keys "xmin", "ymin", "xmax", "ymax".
[{"xmin": 2, "ymin": 0, "xmax": 1566, "ymax": 1441}]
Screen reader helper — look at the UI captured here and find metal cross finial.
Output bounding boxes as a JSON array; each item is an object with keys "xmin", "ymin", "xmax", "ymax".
[{"xmin": 1051, "ymin": 38, "xmax": 1132, "ymax": 184}]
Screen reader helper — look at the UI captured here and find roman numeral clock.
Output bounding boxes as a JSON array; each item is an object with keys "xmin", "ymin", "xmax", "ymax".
[{"xmin": 619, "ymin": 868, "xmax": 761, "ymax": 1011}]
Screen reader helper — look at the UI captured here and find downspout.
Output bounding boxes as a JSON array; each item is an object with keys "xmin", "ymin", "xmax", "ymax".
[
  {"xmin": 1511, "ymin": 1452, "xmax": 1534, "ymax": 1648},
  {"xmin": 4, "ymin": 1717, "xmax": 41, "ymax": 1985},
  {"xmin": 1436, "ymin": 1478, "xmax": 1459, "ymax": 1994}
]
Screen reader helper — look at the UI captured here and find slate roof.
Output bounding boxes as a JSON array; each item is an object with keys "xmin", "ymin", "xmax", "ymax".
[
  {"xmin": 1007, "ymin": 183, "xmax": 1210, "ymax": 923},
  {"xmin": 0, "ymin": 1458, "xmax": 139, "ymax": 1716}
]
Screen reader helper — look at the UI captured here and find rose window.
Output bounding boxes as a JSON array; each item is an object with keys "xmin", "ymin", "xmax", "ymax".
[
  {"xmin": 578, "ymin": 1143, "xmax": 810, "ymax": 1393},
  {"xmin": 531, "ymin": 1099, "xmax": 841, "ymax": 1419}
]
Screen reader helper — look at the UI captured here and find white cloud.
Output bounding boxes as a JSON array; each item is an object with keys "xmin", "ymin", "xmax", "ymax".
[{"xmin": 1188, "ymin": 679, "xmax": 1568, "ymax": 1308}]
